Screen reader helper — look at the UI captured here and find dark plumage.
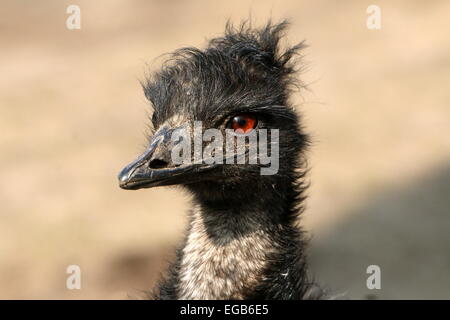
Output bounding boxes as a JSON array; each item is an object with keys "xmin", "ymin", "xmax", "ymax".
[{"xmin": 118, "ymin": 21, "xmax": 324, "ymax": 299}]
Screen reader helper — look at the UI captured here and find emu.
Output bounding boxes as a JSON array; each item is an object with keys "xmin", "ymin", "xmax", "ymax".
[{"xmin": 118, "ymin": 21, "xmax": 323, "ymax": 300}]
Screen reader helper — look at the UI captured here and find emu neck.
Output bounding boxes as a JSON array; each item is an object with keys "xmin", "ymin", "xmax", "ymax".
[{"xmin": 177, "ymin": 186, "xmax": 294, "ymax": 300}]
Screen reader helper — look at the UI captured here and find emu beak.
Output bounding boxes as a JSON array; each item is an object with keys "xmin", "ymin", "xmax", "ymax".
[{"xmin": 118, "ymin": 127, "xmax": 215, "ymax": 190}]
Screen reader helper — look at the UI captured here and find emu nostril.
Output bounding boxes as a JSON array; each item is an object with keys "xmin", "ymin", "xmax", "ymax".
[{"xmin": 149, "ymin": 159, "xmax": 169, "ymax": 169}]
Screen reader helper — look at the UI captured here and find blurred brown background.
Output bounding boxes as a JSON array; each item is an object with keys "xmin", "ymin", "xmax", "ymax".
[{"xmin": 1, "ymin": 0, "xmax": 449, "ymax": 299}]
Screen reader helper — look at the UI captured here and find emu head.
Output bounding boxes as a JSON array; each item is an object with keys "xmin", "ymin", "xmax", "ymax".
[{"xmin": 119, "ymin": 22, "xmax": 308, "ymax": 202}]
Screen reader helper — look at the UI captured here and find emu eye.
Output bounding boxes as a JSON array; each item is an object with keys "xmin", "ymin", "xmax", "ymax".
[{"xmin": 228, "ymin": 114, "xmax": 257, "ymax": 134}]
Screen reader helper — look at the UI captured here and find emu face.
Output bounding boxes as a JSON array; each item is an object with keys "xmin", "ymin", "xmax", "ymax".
[{"xmin": 118, "ymin": 23, "xmax": 308, "ymax": 198}]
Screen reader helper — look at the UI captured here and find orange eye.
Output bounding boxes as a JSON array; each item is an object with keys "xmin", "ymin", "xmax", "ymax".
[{"xmin": 230, "ymin": 114, "xmax": 257, "ymax": 134}]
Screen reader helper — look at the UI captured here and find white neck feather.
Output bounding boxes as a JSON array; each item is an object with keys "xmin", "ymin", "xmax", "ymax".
[{"xmin": 177, "ymin": 204, "xmax": 276, "ymax": 299}]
